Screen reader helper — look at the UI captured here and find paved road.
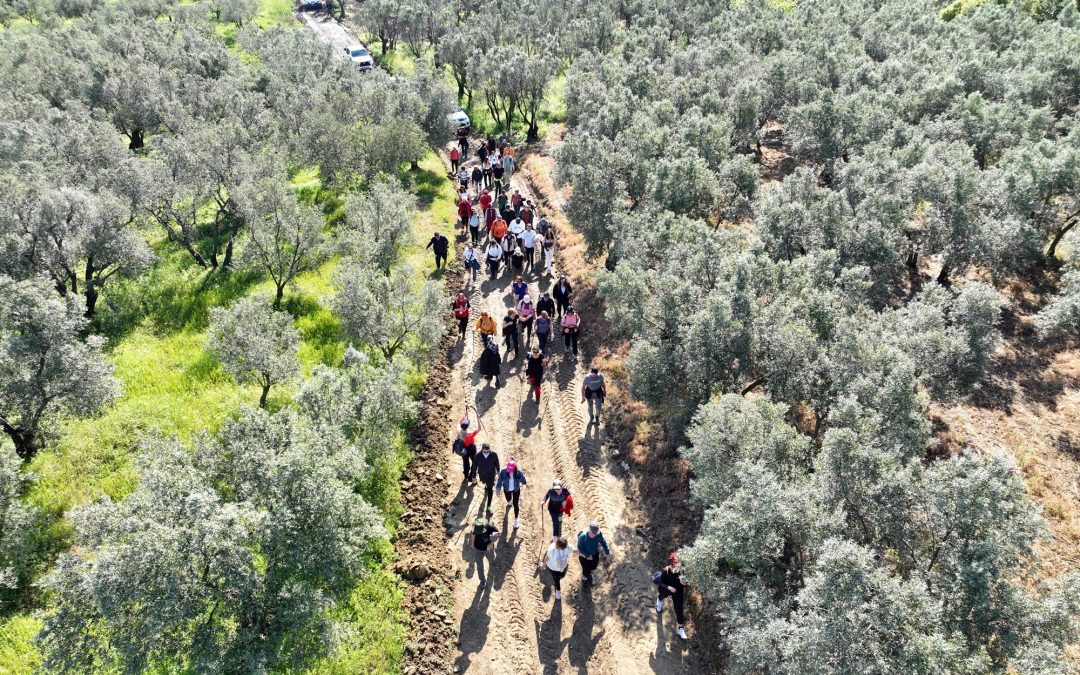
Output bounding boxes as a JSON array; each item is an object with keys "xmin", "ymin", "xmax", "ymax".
[{"xmin": 297, "ymin": 9, "xmax": 365, "ymax": 57}]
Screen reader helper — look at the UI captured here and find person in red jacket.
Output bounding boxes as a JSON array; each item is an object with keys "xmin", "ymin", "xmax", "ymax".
[
  {"xmin": 479, "ymin": 188, "xmax": 493, "ymax": 213},
  {"xmin": 449, "ymin": 146, "xmax": 461, "ymax": 173},
  {"xmin": 457, "ymin": 198, "xmax": 472, "ymax": 231}
]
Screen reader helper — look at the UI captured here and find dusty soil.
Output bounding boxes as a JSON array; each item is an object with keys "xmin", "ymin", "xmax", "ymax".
[{"xmin": 425, "ymin": 141, "xmax": 707, "ymax": 674}]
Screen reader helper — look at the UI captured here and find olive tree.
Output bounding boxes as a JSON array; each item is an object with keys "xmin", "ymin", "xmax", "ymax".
[
  {"xmin": 338, "ymin": 177, "xmax": 416, "ymax": 273},
  {"xmin": 0, "ymin": 443, "xmax": 38, "ymax": 608},
  {"xmin": 0, "ymin": 275, "xmax": 120, "ymax": 460},
  {"xmin": 208, "ymin": 297, "xmax": 300, "ymax": 408}
]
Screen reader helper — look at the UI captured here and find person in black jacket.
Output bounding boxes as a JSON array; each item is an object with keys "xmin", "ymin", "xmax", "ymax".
[
  {"xmin": 478, "ymin": 335, "xmax": 502, "ymax": 388},
  {"xmin": 655, "ymin": 552, "xmax": 689, "ymax": 640},
  {"xmin": 524, "ymin": 346, "xmax": 545, "ymax": 402},
  {"xmin": 552, "ymin": 276, "xmax": 572, "ymax": 316},
  {"xmin": 473, "ymin": 443, "xmax": 501, "ymax": 512},
  {"xmin": 503, "ymin": 309, "xmax": 520, "ymax": 359},
  {"xmin": 536, "ymin": 291, "xmax": 556, "ymax": 319},
  {"xmin": 426, "ymin": 232, "xmax": 449, "ymax": 270}
]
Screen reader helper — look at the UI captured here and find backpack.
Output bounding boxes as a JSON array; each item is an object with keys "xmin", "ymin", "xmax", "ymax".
[
  {"xmin": 562, "ymin": 493, "xmax": 574, "ymax": 516},
  {"xmin": 652, "ymin": 570, "xmax": 663, "ymax": 585},
  {"xmin": 452, "ymin": 437, "xmax": 466, "ymax": 456},
  {"xmin": 472, "ymin": 519, "xmax": 488, "ymax": 538}
]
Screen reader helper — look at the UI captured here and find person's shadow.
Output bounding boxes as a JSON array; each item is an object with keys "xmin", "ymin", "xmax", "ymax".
[
  {"xmin": 517, "ymin": 396, "xmax": 542, "ymax": 436},
  {"xmin": 492, "ymin": 526, "xmax": 521, "ymax": 592},
  {"xmin": 454, "ymin": 585, "xmax": 493, "ymax": 674},
  {"xmin": 567, "ymin": 583, "xmax": 603, "ymax": 672},
  {"xmin": 537, "ymin": 597, "xmax": 568, "ymax": 675}
]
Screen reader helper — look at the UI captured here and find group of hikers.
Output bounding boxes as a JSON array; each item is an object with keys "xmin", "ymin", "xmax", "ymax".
[{"xmin": 444, "ymin": 134, "xmax": 691, "ymax": 642}]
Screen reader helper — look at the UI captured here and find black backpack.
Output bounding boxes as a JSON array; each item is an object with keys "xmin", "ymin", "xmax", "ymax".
[{"xmin": 453, "ymin": 437, "xmax": 466, "ymax": 456}]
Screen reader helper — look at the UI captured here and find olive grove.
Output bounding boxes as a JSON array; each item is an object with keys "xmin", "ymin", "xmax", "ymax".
[{"xmin": 558, "ymin": 0, "xmax": 1080, "ymax": 671}]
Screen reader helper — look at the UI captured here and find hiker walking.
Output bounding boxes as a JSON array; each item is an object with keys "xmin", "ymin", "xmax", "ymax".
[
  {"xmin": 495, "ymin": 458, "xmax": 527, "ymax": 529},
  {"xmin": 501, "ymin": 151, "xmax": 515, "ymax": 183},
  {"xmin": 503, "ymin": 308, "xmax": 520, "ymax": 359},
  {"xmin": 536, "ymin": 310, "xmax": 553, "ymax": 355},
  {"xmin": 522, "ymin": 223, "xmax": 537, "ymax": 272},
  {"xmin": 581, "ymin": 366, "xmax": 606, "ymax": 425},
  {"xmin": 510, "ymin": 246, "xmax": 526, "ymax": 276},
  {"xmin": 478, "ymin": 335, "xmax": 502, "ymax": 388},
  {"xmin": 452, "ymin": 409, "xmax": 481, "ymax": 484},
  {"xmin": 463, "ymin": 243, "xmax": 480, "ymax": 283},
  {"xmin": 485, "ymin": 240, "xmax": 503, "ymax": 279},
  {"xmin": 450, "ymin": 145, "xmax": 461, "ymax": 173},
  {"xmin": 576, "ymin": 522, "xmax": 611, "ymax": 586},
  {"xmin": 540, "ymin": 536, "xmax": 575, "ymax": 601},
  {"xmin": 655, "ymin": 552, "xmax": 689, "ymax": 640},
  {"xmin": 452, "ymin": 291, "xmax": 470, "ymax": 339},
  {"xmin": 468, "ymin": 211, "xmax": 481, "ymax": 245},
  {"xmin": 457, "ymin": 126, "xmax": 469, "ymax": 157},
  {"xmin": 540, "ymin": 481, "xmax": 573, "ymax": 539},
  {"xmin": 524, "ymin": 346, "xmax": 545, "ymax": 402},
  {"xmin": 474, "ymin": 442, "xmax": 501, "ymax": 513},
  {"xmin": 553, "ymin": 276, "xmax": 572, "ymax": 316},
  {"xmin": 542, "ymin": 226, "xmax": 555, "ymax": 274},
  {"xmin": 511, "ymin": 276, "xmax": 528, "ymax": 303},
  {"xmin": 561, "ymin": 306, "xmax": 580, "ymax": 358},
  {"xmin": 471, "ymin": 165, "xmax": 483, "ymax": 193},
  {"xmin": 457, "ymin": 198, "xmax": 472, "ymax": 233},
  {"xmin": 468, "ymin": 512, "xmax": 499, "ymax": 590},
  {"xmin": 427, "ymin": 231, "xmax": 449, "ymax": 270},
  {"xmin": 476, "ymin": 311, "xmax": 498, "ymax": 341},
  {"xmin": 517, "ymin": 294, "xmax": 535, "ymax": 345}
]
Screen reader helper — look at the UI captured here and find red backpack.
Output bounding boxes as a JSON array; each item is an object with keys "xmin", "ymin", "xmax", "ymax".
[{"xmin": 562, "ymin": 493, "xmax": 574, "ymax": 516}]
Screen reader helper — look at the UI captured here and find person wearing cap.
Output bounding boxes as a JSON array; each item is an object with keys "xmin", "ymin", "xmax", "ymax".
[
  {"xmin": 655, "ymin": 552, "xmax": 689, "ymax": 640},
  {"xmin": 453, "ymin": 410, "xmax": 482, "ymax": 484},
  {"xmin": 540, "ymin": 482, "xmax": 571, "ymax": 538},
  {"xmin": 561, "ymin": 306, "xmax": 581, "ymax": 358},
  {"xmin": 517, "ymin": 295, "xmax": 535, "ymax": 346},
  {"xmin": 469, "ymin": 511, "xmax": 499, "ymax": 590},
  {"xmin": 576, "ymin": 522, "xmax": 611, "ymax": 586},
  {"xmin": 581, "ymin": 367, "xmax": 606, "ymax": 425},
  {"xmin": 553, "ymin": 276, "xmax": 572, "ymax": 316},
  {"xmin": 495, "ymin": 459, "xmax": 528, "ymax": 528},
  {"xmin": 473, "ymin": 442, "xmax": 501, "ymax": 512},
  {"xmin": 524, "ymin": 346, "xmax": 545, "ymax": 402},
  {"xmin": 540, "ymin": 536, "xmax": 575, "ymax": 601}
]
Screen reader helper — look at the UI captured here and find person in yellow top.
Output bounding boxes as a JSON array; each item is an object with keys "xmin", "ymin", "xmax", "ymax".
[{"xmin": 476, "ymin": 311, "xmax": 498, "ymax": 338}]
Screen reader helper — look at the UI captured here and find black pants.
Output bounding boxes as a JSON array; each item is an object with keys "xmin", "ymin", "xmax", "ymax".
[
  {"xmin": 659, "ymin": 588, "xmax": 685, "ymax": 625},
  {"xmin": 462, "ymin": 447, "xmax": 476, "ymax": 479},
  {"xmin": 538, "ymin": 330, "xmax": 550, "ymax": 354},
  {"xmin": 579, "ymin": 554, "xmax": 599, "ymax": 580},
  {"xmin": 503, "ymin": 489, "xmax": 520, "ymax": 517},
  {"xmin": 488, "ymin": 258, "xmax": 500, "ymax": 279},
  {"xmin": 451, "ymin": 158, "xmax": 459, "ymax": 172},
  {"xmin": 482, "ymin": 479, "xmax": 495, "ymax": 512},
  {"xmin": 459, "ymin": 138, "xmax": 468, "ymax": 157},
  {"xmin": 555, "ymin": 298, "xmax": 569, "ymax": 315},
  {"xmin": 549, "ymin": 566, "xmax": 566, "ymax": 591},
  {"xmin": 505, "ymin": 330, "xmax": 519, "ymax": 358},
  {"xmin": 457, "ymin": 316, "xmax": 468, "ymax": 337},
  {"xmin": 469, "ymin": 226, "xmax": 480, "ymax": 246},
  {"xmin": 519, "ymin": 318, "xmax": 533, "ymax": 345},
  {"xmin": 525, "ymin": 246, "xmax": 534, "ymax": 270},
  {"xmin": 435, "ymin": 252, "xmax": 446, "ymax": 269},
  {"xmin": 563, "ymin": 330, "xmax": 578, "ymax": 355},
  {"xmin": 549, "ymin": 509, "xmax": 563, "ymax": 537}
]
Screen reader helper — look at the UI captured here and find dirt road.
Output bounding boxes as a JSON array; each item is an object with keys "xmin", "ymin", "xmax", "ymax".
[{"xmin": 441, "ymin": 149, "xmax": 694, "ymax": 674}]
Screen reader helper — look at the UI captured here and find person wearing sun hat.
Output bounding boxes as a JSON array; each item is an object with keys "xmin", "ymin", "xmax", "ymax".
[
  {"xmin": 495, "ymin": 458, "xmax": 528, "ymax": 528},
  {"xmin": 654, "ymin": 550, "xmax": 689, "ymax": 640}
]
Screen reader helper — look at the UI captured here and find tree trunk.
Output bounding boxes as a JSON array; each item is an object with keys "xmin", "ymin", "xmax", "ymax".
[
  {"xmin": 1046, "ymin": 217, "xmax": 1078, "ymax": 262},
  {"xmin": 1, "ymin": 419, "xmax": 35, "ymax": 461},
  {"xmin": 184, "ymin": 242, "xmax": 210, "ymax": 269},
  {"xmin": 222, "ymin": 237, "xmax": 235, "ymax": 268},
  {"xmin": 936, "ymin": 260, "xmax": 952, "ymax": 285},
  {"xmin": 526, "ymin": 120, "xmax": 539, "ymax": 143},
  {"xmin": 85, "ymin": 286, "xmax": 99, "ymax": 318},
  {"xmin": 259, "ymin": 381, "xmax": 271, "ymax": 408},
  {"xmin": 274, "ymin": 283, "xmax": 285, "ymax": 309}
]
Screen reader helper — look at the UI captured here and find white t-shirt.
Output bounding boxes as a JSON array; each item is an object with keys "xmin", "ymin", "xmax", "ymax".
[
  {"xmin": 546, "ymin": 543, "xmax": 576, "ymax": 572},
  {"xmin": 509, "ymin": 219, "xmax": 525, "ymax": 236},
  {"xmin": 486, "ymin": 244, "xmax": 502, "ymax": 260},
  {"xmin": 521, "ymin": 230, "xmax": 537, "ymax": 248}
]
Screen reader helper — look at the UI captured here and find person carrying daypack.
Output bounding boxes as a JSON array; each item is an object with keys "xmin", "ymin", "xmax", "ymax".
[
  {"xmin": 485, "ymin": 241, "xmax": 503, "ymax": 279},
  {"xmin": 457, "ymin": 198, "xmax": 472, "ymax": 231},
  {"xmin": 581, "ymin": 366, "xmax": 606, "ymax": 425},
  {"xmin": 452, "ymin": 408, "xmax": 482, "ymax": 484},
  {"xmin": 540, "ymin": 481, "xmax": 572, "ymax": 539},
  {"xmin": 654, "ymin": 552, "xmax": 689, "ymax": 640},
  {"xmin": 495, "ymin": 458, "xmax": 527, "ymax": 528},
  {"xmin": 576, "ymin": 522, "xmax": 611, "ymax": 586},
  {"xmin": 452, "ymin": 291, "xmax": 470, "ymax": 338},
  {"xmin": 462, "ymin": 244, "xmax": 480, "ymax": 283},
  {"xmin": 517, "ymin": 294, "xmax": 535, "ymax": 346},
  {"xmin": 478, "ymin": 334, "xmax": 502, "ymax": 388},
  {"xmin": 469, "ymin": 512, "xmax": 499, "ymax": 589}
]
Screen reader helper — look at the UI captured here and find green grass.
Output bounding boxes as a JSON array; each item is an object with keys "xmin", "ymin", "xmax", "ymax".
[{"xmin": 0, "ymin": 615, "xmax": 41, "ymax": 675}]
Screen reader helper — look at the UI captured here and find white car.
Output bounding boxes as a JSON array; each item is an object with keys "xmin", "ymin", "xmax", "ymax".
[
  {"xmin": 344, "ymin": 45, "xmax": 374, "ymax": 71},
  {"xmin": 448, "ymin": 108, "xmax": 471, "ymax": 129}
]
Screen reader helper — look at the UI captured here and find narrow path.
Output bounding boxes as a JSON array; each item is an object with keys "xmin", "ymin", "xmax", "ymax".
[{"xmin": 442, "ymin": 146, "xmax": 692, "ymax": 674}]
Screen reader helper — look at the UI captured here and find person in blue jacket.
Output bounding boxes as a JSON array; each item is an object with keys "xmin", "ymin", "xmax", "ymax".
[
  {"xmin": 495, "ymin": 458, "xmax": 528, "ymax": 529},
  {"xmin": 576, "ymin": 522, "xmax": 611, "ymax": 586}
]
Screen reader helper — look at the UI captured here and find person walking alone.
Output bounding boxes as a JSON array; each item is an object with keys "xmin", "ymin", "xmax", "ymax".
[
  {"xmin": 581, "ymin": 366, "xmax": 606, "ymax": 425},
  {"xmin": 427, "ymin": 231, "xmax": 449, "ymax": 270},
  {"xmin": 469, "ymin": 512, "xmax": 499, "ymax": 590},
  {"xmin": 540, "ymin": 536, "xmax": 575, "ymax": 601},
  {"xmin": 561, "ymin": 306, "xmax": 580, "ymax": 358},
  {"xmin": 495, "ymin": 458, "xmax": 527, "ymax": 528},
  {"xmin": 473, "ymin": 442, "xmax": 501, "ymax": 513},
  {"xmin": 576, "ymin": 522, "xmax": 611, "ymax": 586},
  {"xmin": 655, "ymin": 552, "xmax": 689, "ymax": 640},
  {"xmin": 540, "ymin": 481, "xmax": 572, "ymax": 539}
]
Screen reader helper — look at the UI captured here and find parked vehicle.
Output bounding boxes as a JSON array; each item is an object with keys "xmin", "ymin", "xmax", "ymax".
[
  {"xmin": 344, "ymin": 45, "xmax": 374, "ymax": 71},
  {"xmin": 300, "ymin": 0, "xmax": 323, "ymax": 10},
  {"xmin": 448, "ymin": 107, "xmax": 471, "ymax": 129}
]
